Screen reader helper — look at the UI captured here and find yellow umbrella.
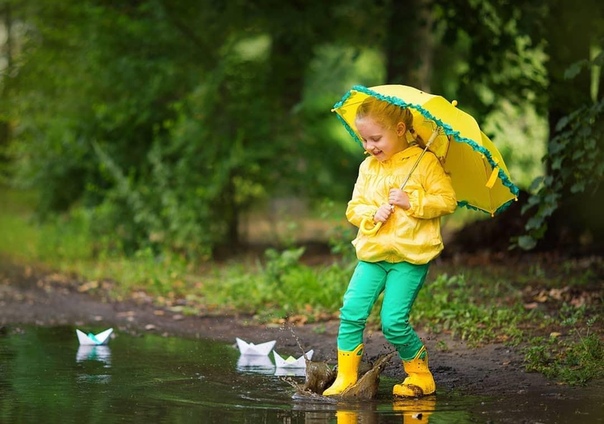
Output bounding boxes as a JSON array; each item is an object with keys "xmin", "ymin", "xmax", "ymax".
[{"xmin": 333, "ymin": 84, "xmax": 519, "ymax": 217}]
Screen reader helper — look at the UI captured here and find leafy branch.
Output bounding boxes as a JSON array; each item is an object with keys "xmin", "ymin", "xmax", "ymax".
[{"xmin": 516, "ymin": 51, "xmax": 604, "ymax": 250}]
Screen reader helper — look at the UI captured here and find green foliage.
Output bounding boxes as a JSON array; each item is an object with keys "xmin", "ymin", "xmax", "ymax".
[
  {"xmin": 9, "ymin": 1, "xmax": 208, "ymax": 215},
  {"xmin": 0, "ymin": 187, "xmax": 94, "ymax": 262},
  {"xmin": 205, "ymin": 247, "xmax": 353, "ymax": 322},
  {"xmin": 4, "ymin": 1, "xmax": 379, "ymax": 258},
  {"xmin": 482, "ymin": 99, "xmax": 547, "ymax": 189},
  {"xmin": 87, "ymin": 47, "xmax": 279, "ymax": 259},
  {"xmin": 517, "ymin": 54, "xmax": 604, "ymax": 250},
  {"xmin": 432, "ymin": 1, "xmax": 548, "ymax": 119},
  {"xmin": 7, "ymin": 0, "xmax": 600, "ymax": 258},
  {"xmin": 524, "ymin": 309, "xmax": 602, "ymax": 385},
  {"xmin": 412, "ymin": 273, "xmax": 526, "ymax": 345}
]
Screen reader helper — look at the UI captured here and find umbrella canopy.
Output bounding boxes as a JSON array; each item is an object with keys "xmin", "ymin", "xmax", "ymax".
[{"xmin": 333, "ymin": 84, "xmax": 519, "ymax": 216}]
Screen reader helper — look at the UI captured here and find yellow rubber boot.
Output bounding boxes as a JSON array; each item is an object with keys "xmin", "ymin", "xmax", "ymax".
[
  {"xmin": 393, "ymin": 346, "xmax": 436, "ymax": 397},
  {"xmin": 322, "ymin": 344, "xmax": 363, "ymax": 396}
]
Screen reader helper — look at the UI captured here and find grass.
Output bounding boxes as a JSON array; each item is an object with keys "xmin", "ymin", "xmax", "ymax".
[
  {"xmin": 412, "ymin": 273, "xmax": 529, "ymax": 344},
  {"xmin": 523, "ymin": 307, "xmax": 603, "ymax": 385},
  {"xmin": 0, "ymin": 186, "xmax": 601, "ymax": 386}
]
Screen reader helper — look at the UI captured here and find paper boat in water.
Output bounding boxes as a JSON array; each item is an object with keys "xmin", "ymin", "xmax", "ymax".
[
  {"xmin": 235, "ymin": 337, "xmax": 276, "ymax": 356},
  {"xmin": 273, "ymin": 350, "xmax": 314, "ymax": 368},
  {"xmin": 76, "ymin": 328, "xmax": 114, "ymax": 346}
]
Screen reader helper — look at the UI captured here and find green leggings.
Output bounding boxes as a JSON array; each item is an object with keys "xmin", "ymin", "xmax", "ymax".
[{"xmin": 337, "ymin": 260, "xmax": 429, "ymax": 361}]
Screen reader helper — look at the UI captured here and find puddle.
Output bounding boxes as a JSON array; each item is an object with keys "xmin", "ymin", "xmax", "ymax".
[{"xmin": 0, "ymin": 326, "xmax": 600, "ymax": 423}]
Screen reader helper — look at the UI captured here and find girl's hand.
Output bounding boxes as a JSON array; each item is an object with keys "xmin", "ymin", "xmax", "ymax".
[
  {"xmin": 374, "ymin": 204, "xmax": 393, "ymax": 223},
  {"xmin": 389, "ymin": 188, "xmax": 410, "ymax": 210}
]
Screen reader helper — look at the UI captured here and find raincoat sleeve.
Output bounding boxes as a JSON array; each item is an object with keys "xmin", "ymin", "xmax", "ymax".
[
  {"xmin": 406, "ymin": 154, "xmax": 457, "ymax": 219},
  {"xmin": 346, "ymin": 160, "xmax": 378, "ymax": 228}
]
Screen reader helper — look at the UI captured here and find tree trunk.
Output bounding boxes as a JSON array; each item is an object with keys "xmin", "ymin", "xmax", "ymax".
[
  {"xmin": 544, "ymin": 0, "xmax": 594, "ymax": 139},
  {"xmin": 0, "ymin": 2, "xmax": 13, "ymax": 163},
  {"xmin": 385, "ymin": 0, "xmax": 434, "ymax": 90}
]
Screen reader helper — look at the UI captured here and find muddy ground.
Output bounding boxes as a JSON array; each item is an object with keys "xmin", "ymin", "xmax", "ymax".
[{"xmin": 1, "ymin": 256, "xmax": 602, "ymax": 417}]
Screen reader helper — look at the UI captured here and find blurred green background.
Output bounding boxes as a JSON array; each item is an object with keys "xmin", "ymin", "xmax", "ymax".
[{"xmin": 0, "ymin": 0, "xmax": 602, "ymax": 260}]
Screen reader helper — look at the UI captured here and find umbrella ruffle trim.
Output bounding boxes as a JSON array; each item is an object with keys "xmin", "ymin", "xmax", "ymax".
[
  {"xmin": 333, "ymin": 85, "xmax": 520, "ymax": 214},
  {"xmin": 458, "ymin": 199, "xmax": 515, "ymax": 216}
]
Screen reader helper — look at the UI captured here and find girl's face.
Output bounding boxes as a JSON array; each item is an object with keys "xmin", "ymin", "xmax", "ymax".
[{"xmin": 356, "ymin": 116, "xmax": 408, "ymax": 162}]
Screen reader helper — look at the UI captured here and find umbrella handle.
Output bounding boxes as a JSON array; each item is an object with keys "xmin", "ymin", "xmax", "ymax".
[{"xmin": 359, "ymin": 217, "xmax": 382, "ymax": 235}]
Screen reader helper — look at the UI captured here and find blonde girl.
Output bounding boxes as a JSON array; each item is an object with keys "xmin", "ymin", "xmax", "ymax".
[{"xmin": 323, "ymin": 97, "xmax": 457, "ymax": 397}]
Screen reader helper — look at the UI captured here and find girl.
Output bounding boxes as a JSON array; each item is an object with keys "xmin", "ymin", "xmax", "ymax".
[{"xmin": 323, "ymin": 97, "xmax": 457, "ymax": 397}]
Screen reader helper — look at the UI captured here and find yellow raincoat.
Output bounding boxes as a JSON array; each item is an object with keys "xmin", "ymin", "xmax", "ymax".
[{"xmin": 346, "ymin": 146, "xmax": 457, "ymax": 264}]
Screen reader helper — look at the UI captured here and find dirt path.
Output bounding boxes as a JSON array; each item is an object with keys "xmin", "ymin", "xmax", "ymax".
[{"xmin": 1, "ymin": 257, "xmax": 601, "ymax": 407}]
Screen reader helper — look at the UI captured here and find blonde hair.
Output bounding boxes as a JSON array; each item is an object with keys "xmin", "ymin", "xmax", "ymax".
[{"xmin": 355, "ymin": 97, "xmax": 424, "ymax": 145}]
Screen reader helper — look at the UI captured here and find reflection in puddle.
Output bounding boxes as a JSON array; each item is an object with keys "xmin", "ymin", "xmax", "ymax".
[
  {"xmin": 0, "ymin": 325, "xmax": 600, "ymax": 424},
  {"xmin": 236, "ymin": 354, "xmax": 276, "ymax": 375},
  {"xmin": 75, "ymin": 373, "xmax": 112, "ymax": 384},
  {"xmin": 76, "ymin": 345, "xmax": 112, "ymax": 366},
  {"xmin": 236, "ymin": 351, "xmax": 309, "ymax": 377},
  {"xmin": 392, "ymin": 396, "xmax": 436, "ymax": 422},
  {"xmin": 76, "ymin": 345, "xmax": 112, "ymax": 384},
  {"xmin": 274, "ymin": 367, "xmax": 306, "ymax": 378}
]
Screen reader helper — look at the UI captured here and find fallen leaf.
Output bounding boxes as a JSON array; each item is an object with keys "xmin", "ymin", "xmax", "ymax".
[
  {"xmin": 534, "ymin": 291, "xmax": 548, "ymax": 302},
  {"xmin": 78, "ymin": 281, "xmax": 99, "ymax": 293}
]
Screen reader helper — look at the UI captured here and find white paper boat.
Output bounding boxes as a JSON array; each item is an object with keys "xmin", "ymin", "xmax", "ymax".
[
  {"xmin": 76, "ymin": 328, "xmax": 114, "ymax": 346},
  {"xmin": 235, "ymin": 337, "xmax": 276, "ymax": 356},
  {"xmin": 273, "ymin": 349, "xmax": 314, "ymax": 368}
]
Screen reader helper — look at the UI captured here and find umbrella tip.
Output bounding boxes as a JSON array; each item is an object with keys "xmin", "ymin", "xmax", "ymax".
[{"xmin": 452, "ymin": 100, "xmax": 458, "ymax": 107}]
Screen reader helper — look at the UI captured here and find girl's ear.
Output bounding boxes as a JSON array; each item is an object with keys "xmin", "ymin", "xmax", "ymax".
[{"xmin": 397, "ymin": 122, "xmax": 407, "ymax": 137}]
